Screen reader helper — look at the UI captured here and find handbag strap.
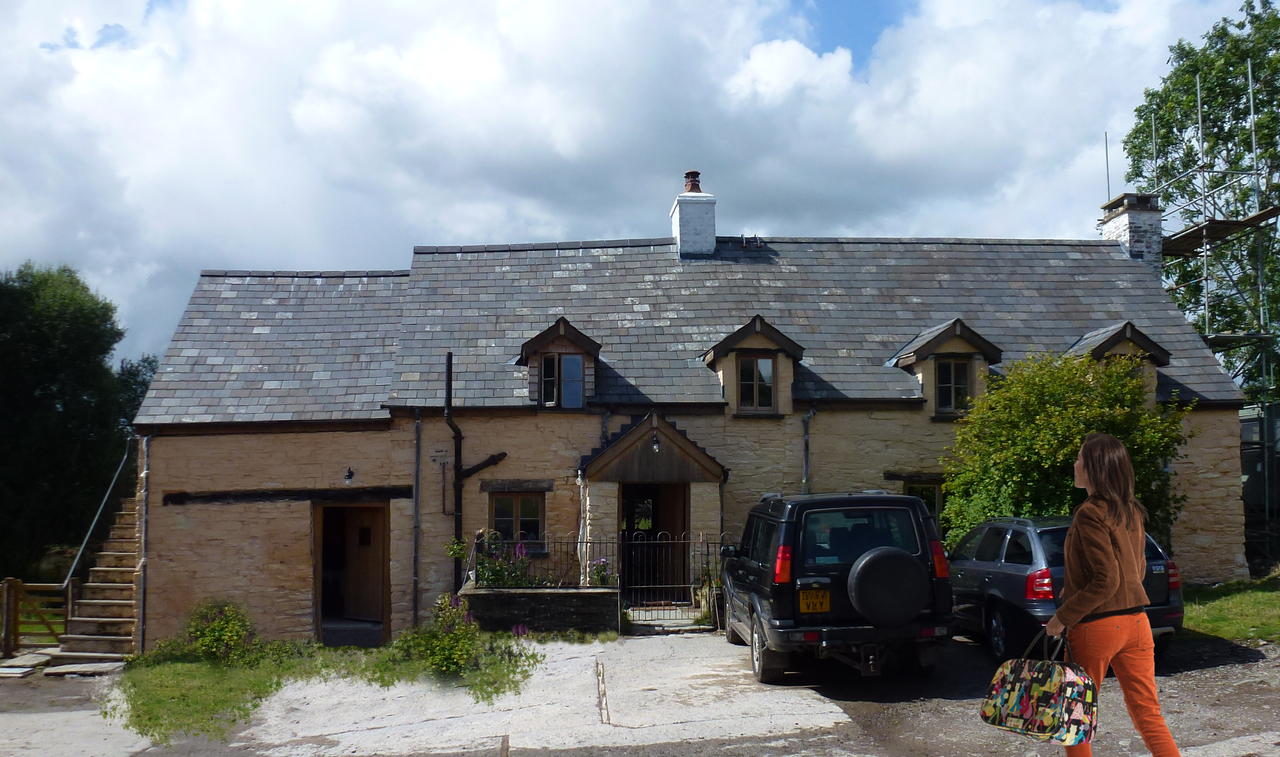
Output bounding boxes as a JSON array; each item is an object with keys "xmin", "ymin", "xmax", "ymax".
[{"xmin": 1021, "ymin": 627, "xmax": 1074, "ymax": 662}]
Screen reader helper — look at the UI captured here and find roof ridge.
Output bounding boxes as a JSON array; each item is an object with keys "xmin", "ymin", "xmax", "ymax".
[
  {"xmin": 414, "ymin": 238, "xmax": 676, "ymax": 254},
  {"xmin": 200, "ymin": 269, "xmax": 412, "ymax": 278}
]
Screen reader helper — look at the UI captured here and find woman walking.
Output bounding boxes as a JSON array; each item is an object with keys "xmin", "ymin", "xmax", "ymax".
[{"xmin": 1045, "ymin": 432, "xmax": 1180, "ymax": 757}]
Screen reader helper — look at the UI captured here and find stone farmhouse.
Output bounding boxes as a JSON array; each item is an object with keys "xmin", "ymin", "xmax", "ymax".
[{"xmin": 128, "ymin": 173, "xmax": 1248, "ymax": 649}]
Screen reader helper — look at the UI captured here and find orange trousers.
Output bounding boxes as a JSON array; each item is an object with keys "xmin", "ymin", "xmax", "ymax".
[{"xmin": 1064, "ymin": 613, "xmax": 1179, "ymax": 757}]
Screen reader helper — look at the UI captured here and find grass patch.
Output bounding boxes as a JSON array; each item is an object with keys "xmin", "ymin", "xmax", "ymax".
[
  {"xmin": 103, "ymin": 596, "xmax": 544, "ymax": 747},
  {"xmin": 1184, "ymin": 575, "xmax": 1280, "ymax": 642}
]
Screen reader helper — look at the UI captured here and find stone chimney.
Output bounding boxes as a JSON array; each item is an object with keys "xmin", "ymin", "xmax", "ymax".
[
  {"xmin": 1101, "ymin": 193, "xmax": 1163, "ymax": 275},
  {"xmin": 670, "ymin": 170, "xmax": 715, "ymax": 257}
]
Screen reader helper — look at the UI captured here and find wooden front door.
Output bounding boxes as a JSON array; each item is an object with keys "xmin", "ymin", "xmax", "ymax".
[{"xmin": 343, "ymin": 507, "xmax": 386, "ymax": 622}]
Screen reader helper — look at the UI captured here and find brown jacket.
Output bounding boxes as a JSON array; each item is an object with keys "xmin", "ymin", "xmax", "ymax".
[{"xmin": 1056, "ymin": 498, "xmax": 1149, "ymax": 627}]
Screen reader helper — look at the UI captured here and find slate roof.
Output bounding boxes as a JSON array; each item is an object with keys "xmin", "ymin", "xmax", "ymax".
[
  {"xmin": 136, "ymin": 237, "xmax": 1244, "ymax": 425},
  {"xmin": 135, "ymin": 271, "xmax": 409, "ymax": 424}
]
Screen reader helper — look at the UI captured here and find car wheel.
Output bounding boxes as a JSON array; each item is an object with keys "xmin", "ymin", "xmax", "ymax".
[
  {"xmin": 986, "ymin": 606, "xmax": 1010, "ymax": 661},
  {"xmin": 724, "ymin": 591, "xmax": 745, "ymax": 646},
  {"xmin": 750, "ymin": 614, "xmax": 785, "ymax": 684}
]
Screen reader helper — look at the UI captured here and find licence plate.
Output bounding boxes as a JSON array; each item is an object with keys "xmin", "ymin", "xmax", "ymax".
[{"xmin": 799, "ymin": 589, "xmax": 830, "ymax": 614}]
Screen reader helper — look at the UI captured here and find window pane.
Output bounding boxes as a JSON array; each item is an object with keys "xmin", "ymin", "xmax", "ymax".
[
  {"xmin": 937, "ymin": 361, "xmax": 952, "ymax": 385},
  {"xmin": 975, "ymin": 528, "xmax": 1007, "ymax": 562},
  {"xmin": 520, "ymin": 518, "xmax": 541, "ymax": 541},
  {"xmin": 541, "ymin": 355, "xmax": 557, "ymax": 406},
  {"xmin": 1038, "ymin": 528, "xmax": 1067, "ymax": 568},
  {"xmin": 951, "ymin": 529, "xmax": 983, "ymax": 561},
  {"xmin": 1003, "ymin": 531, "xmax": 1034, "ymax": 565},
  {"xmin": 754, "ymin": 521, "xmax": 778, "ymax": 567},
  {"xmin": 739, "ymin": 358, "xmax": 755, "ymax": 407},
  {"xmin": 757, "ymin": 359, "xmax": 773, "ymax": 408},
  {"xmin": 494, "ymin": 496, "xmax": 514, "ymax": 521},
  {"xmin": 562, "ymin": 377, "xmax": 583, "ymax": 408},
  {"xmin": 520, "ymin": 496, "xmax": 541, "ymax": 519},
  {"xmin": 561, "ymin": 354, "xmax": 583, "ymax": 380},
  {"xmin": 954, "ymin": 362, "xmax": 970, "ymax": 410}
]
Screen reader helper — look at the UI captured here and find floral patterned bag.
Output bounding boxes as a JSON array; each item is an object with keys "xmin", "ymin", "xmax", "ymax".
[{"xmin": 979, "ymin": 629, "xmax": 1098, "ymax": 745}]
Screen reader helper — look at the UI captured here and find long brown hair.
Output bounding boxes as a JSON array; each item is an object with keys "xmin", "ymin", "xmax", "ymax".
[{"xmin": 1079, "ymin": 432, "xmax": 1147, "ymax": 528}]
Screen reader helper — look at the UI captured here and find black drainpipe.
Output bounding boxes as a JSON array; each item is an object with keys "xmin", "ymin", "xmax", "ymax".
[
  {"xmin": 445, "ymin": 352, "xmax": 464, "ymax": 592},
  {"xmin": 412, "ymin": 408, "xmax": 422, "ymax": 626},
  {"xmin": 802, "ymin": 405, "xmax": 817, "ymax": 494},
  {"xmin": 444, "ymin": 352, "xmax": 507, "ymax": 592}
]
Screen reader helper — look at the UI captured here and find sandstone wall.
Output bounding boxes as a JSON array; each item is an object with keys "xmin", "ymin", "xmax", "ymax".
[{"xmin": 1170, "ymin": 408, "xmax": 1250, "ymax": 582}]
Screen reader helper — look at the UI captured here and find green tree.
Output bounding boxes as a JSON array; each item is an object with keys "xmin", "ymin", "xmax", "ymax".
[
  {"xmin": 1123, "ymin": 0, "xmax": 1280, "ymax": 400},
  {"xmin": 941, "ymin": 354, "xmax": 1193, "ymax": 547},
  {"xmin": 0, "ymin": 263, "xmax": 157, "ymax": 579}
]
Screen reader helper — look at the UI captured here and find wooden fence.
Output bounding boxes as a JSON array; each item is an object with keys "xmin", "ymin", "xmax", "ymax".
[{"xmin": 1, "ymin": 578, "xmax": 75, "ymax": 658}]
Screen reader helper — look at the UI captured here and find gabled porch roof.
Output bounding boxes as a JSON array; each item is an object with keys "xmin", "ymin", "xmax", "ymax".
[{"xmin": 578, "ymin": 412, "xmax": 725, "ymax": 483}]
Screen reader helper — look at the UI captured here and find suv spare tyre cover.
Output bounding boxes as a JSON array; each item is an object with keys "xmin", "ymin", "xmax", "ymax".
[{"xmin": 847, "ymin": 546, "xmax": 930, "ymax": 628}]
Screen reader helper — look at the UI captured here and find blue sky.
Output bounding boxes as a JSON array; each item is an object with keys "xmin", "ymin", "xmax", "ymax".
[{"xmin": 0, "ymin": 0, "xmax": 1241, "ymax": 359}]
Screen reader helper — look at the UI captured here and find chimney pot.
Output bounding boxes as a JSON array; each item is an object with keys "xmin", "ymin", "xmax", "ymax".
[{"xmin": 684, "ymin": 170, "xmax": 702, "ymax": 193}]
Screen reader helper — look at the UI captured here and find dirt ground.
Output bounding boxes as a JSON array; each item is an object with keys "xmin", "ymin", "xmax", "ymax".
[{"xmin": 1, "ymin": 632, "xmax": 1277, "ymax": 757}]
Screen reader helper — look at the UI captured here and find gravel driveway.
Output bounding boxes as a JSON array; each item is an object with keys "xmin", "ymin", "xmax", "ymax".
[{"xmin": 0, "ymin": 632, "xmax": 1276, "ymax": 756}]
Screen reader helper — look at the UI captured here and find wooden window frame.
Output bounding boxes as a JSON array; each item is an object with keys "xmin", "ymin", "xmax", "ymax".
[
  {"xmin": 489, "ymin": 492, "xmax": 546, "ymax": 543},
  {"xmin": 737, "ymin": 352, "xmax": 777, "ymax": 413},
  {"xmin": 935, "ymin": 357, "xmax": 971, "ymax": 413},
  {"xmin": 539, "ymin": 353, "xmax": 585, "ymax": 409}
]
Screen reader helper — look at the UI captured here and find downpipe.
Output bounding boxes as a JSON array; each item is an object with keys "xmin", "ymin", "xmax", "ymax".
[
  {"xmin": 412, "ymin": 409, "xmax": 422, "ymax": 626},
  {"xmin": 802, "ymin": 406, "xmax": 817, "ymax": 494},
  {"xmin": 138, "ymin": 435, "xmax": 152, "ymax": 652},
  {"xmin": 445, "ymin": 353, "xmax": 464, "ymax": 592}
]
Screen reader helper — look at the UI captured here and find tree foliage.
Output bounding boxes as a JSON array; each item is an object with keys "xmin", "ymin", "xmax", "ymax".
[
  {"xmin": 941, "ymin": 354, "xmax": 1192, "ymax": 546},
  {"xmin": 0, "ymin": 263, "xmax": 157, "ymax": 579},
  {"xmin": 1123, "ymin": 0, "xmax": 1280, "ymax": 399}
]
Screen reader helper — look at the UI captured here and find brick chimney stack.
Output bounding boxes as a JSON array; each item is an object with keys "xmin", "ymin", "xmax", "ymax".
[
  {"xmin": 671, "ymin": 170, "xmax": 715, "ymax": 257},
  {"xmin": 1101, "ymin": 193, "xmax": 1163, "ymax": 276}
]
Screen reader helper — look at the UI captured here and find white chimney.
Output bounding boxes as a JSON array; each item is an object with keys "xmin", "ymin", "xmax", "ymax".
[
  {"xmin": 670, "ymin": 170, "xmax": 715, "ymax": 257},
  {"xmin": 1101, "ymin": 193, "xmax": 1163, "ymax": 276}
]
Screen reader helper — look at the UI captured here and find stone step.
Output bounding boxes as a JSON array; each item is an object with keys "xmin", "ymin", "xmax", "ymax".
[
  {"xmin": 119, "ymin": 499, "xmax": 137, "ymax": 513},
  {"xmin": 101, "ymin": 538, "xmax": 138, "ymax": 553},
  {"xmin": 81, "ymin": 583, "xmax": 133, "ymax": 602},
  {"xmin": 45, "ymin": 651, "xmax": 126, "ymax": 667},
  {"xmin": 94, "ymin": 552, "xmax": 137, "ymax": 569},
  {"xmin": 59, "ymin": 634, "xmax": 133, "ymax": 655},
  {"xmin": 74, "ymin": 600, "xmax": 134, "ymax": 619},
  {"xmin": 88, "ymin": 567, "xmax": 134, "ymax": 585},
  {"xmin": 109, "ymin": 525, "xmax": 135, "ymax": 540},
  {"xmin": 67, "ymin": 617, "xmax": 135, "ymax": 637},
  {"xmin": 114, "ymin": 511, "xmax": 137, "ymax": 528}
]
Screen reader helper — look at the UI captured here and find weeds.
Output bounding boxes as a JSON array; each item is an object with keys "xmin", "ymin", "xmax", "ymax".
[
  {"xmin": 105, "ymin": 594, "xmax": 544, "ymax": 746},
  {"xmin": 1184, "ymin": 574, "xmax": 1280, "ymax": 642}
]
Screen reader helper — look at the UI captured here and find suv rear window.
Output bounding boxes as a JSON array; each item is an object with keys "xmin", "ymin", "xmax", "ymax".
[{"xmin": 799, "ymin": 508, "xmax": 919, "ymax": 568}]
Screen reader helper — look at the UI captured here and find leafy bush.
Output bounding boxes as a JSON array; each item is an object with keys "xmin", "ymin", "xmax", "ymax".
[
  {"xmin": 941, "ymin": 353, "xmax": 1192, "ymax": 546},
  {"xmin": 449, "ymin": 534, "xmax": 548, "ymax": 588}
]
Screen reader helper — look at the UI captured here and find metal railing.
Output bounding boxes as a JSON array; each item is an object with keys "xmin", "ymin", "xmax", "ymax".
[
  {"xmin": 463, "ymin": 530, "xmax": 730, "ymax": 624},
  {"xmin": 61, "ymin": 443, "xmax": 132, "ymax": 591}
]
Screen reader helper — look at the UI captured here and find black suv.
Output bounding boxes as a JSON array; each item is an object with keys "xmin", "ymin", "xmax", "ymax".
[
  {"xmin": 949, "ymin": 516, "xmax": 1184, "ymax": 659},
  {"xmin": 720, "ymin": 492, "xmax": 954, "ymax": 683}
]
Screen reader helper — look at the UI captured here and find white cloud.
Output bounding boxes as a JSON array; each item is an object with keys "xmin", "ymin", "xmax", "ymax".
[{"xmin": 0, "ymin": 0, "xmax": 1238, "ymax": 357}]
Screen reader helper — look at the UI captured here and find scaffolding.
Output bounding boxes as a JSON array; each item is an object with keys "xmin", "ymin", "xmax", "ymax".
[{"xmin": 1148, "ymin": 62, "xmax": 1280, "ymax": 573}]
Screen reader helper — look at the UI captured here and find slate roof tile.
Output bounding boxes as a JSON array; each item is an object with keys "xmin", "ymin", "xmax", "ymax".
[{"xmin": 136, "ymin": 237, "xmax": 1242, "ymax": 424}]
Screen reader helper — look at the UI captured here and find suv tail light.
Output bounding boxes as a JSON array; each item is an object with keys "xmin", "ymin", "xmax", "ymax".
[
  {"xmin": 929, "ymin": 541, "xmax": 950, "ymax": 579},
  {"xmin": 1167, "ymin": 561, "xmax": 1181, "ymax": 590},
  {"xmin": 773, "ymin": 545, "xmax": 792, "ymax": 584},
  {"xmin": 1026, "ymin": 568, "xmax": 1054, "ymax": 600}
]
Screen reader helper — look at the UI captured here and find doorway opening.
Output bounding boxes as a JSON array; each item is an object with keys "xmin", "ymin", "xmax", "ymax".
[
  {"xmin": 315, "ymin": 504, "xmax": 390, "ymax": 647},
  {"xmin": 619, "ymin": 483, "xmax": 690, "ymax": 604}
]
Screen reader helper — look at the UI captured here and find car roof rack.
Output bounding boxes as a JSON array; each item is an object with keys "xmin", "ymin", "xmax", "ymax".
[{"xmin": 988, "ymin": 516, "xmax": 1036, "ymax": 528}]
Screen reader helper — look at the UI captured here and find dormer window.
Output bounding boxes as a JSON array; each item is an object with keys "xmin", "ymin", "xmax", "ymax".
[
  {"xmin": 516, "ymin": 317, "xmax": 600, "ymax": 409},
  {"xmin": 936, "ymin": 359, "xmax": 970, "ymax": 413},
  {"xmin": 542, "ymin": 353, "xmax": 584, "ymax": 409},
  {"xmin": 738, "ymin": 354, "xmax": 775, "ymax": 411}
]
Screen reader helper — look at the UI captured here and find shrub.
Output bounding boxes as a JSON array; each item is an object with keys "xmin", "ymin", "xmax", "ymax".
[{"xmin": 449, "ymin": 534, "xmax": 547, "ymax": 588}]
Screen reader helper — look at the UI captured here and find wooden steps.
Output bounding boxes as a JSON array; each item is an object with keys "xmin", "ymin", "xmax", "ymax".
[{"xmin": 54, "ymin": 499, "xmax": 138, "ymax": 664}]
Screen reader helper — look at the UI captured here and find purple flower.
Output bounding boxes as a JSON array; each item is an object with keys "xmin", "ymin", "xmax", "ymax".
[
  {"xmin": 514, "ymin": 542, "xmax": 527, "ymax": 559},
  {"xmin": 512, "ymin": 624, "xmax": 529, "ymax": 637},
  {"xmin": 464, "ymin": 612, "xmax": 474, "ymax": 624},
  {"xmin": 450, "ymin": 594, "xmax": 461, "ymax": 608}
]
